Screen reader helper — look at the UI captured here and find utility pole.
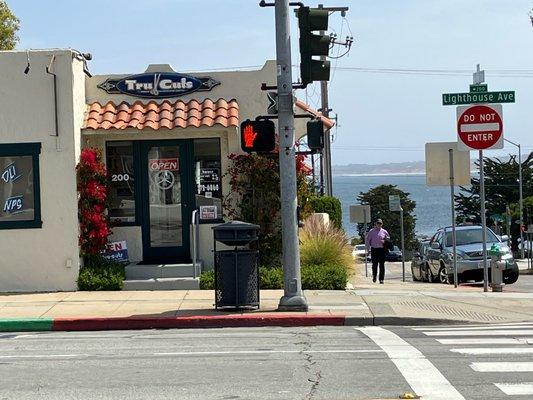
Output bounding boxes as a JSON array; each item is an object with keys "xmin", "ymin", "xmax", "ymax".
[
  {"xmin": 318, "ymin": 4, "xmax": 348, "ymax": 197},
  {"xmin": 319, "ymin": 58, "xmax": 333, "ymax": 196},
  {"xmin": 504, "ymin": 138, "xmax": 524, "ymax": 259},
  {"xmin": 275, "ymin": 0, "xmax": 307, "ymax": 311}
]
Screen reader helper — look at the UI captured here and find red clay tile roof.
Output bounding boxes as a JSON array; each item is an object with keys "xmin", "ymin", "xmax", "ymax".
[
  {"xmin": 295, "ymin": 99, "xmax": 335, "ymax": 129},
  {"xmin": 84, "ymin": 98, "xmax": 239, "ymax": 130}
]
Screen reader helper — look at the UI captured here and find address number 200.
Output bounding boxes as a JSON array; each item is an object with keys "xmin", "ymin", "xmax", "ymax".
[{"xmin": 111, "ymin": 174, "xmax": 131, "ymax": 182}]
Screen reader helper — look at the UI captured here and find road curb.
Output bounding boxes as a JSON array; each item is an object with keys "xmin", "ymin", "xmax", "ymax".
[
  {"xmin": 0, "ymin": 314, "xmax": 507, "ymax": 333},
  {"xmin": 372, "ymin": 316, "xmax": 474, "ymax": 326},
  {"xmin": 51, "ymin": 314, "xmax": 346, "ymax": 331},
  {"xmin": 0, "ymin": 318, "xmax": 54, "ymax": 332}
]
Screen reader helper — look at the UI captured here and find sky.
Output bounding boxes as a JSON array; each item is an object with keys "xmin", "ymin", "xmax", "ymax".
[{"xmin": 9, "ymin": 0, "xmax": 533, "ymax": 165}]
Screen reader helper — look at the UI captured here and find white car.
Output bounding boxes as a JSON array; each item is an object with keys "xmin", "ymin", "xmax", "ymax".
[{"xmin": 352, "ymin": 244, "xmax": 367, "ymax": 259}]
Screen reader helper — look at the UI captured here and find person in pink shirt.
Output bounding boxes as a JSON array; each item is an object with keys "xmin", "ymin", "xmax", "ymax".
[{"xmin": 365, "ymin": 218, "xmax": 390, "ymax": 283}]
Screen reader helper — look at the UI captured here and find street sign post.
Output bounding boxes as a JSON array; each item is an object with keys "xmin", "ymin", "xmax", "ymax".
[
  {"xmin": 457, "ymin": 103, "xmax": 503, "ymax": 290},
  {"xmin": 442, "ymin": 63, "xmax": 516, "ymax": 292},
  {"xmin": 456, "ymin": 104, "xmax": 503, "ymax": 151},
  {"xmin": 388, "ymin": 195, "xmax": 405, "ymax": 282},
  {"xmin": 425, "ymin": 142, "xmax": 472, "ymax": 288},
  {"xmin": 350, "ymin": 204, "xmax": 371, "ymax": 277}
]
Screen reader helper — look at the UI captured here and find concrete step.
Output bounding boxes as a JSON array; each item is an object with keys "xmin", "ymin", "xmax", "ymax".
[
  {"xmin": 122, "ymin": 278, "xmax": 200, "ymax": 291},
  {"xmin": 125, "ymin": 263, "xmax": 201, "ymax": 280}
]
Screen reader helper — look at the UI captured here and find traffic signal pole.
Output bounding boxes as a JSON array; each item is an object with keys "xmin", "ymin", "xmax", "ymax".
[
  {"xmin": 319, "ymin": 77, "xmax": 333, "ymax": 196},
  {"xmin": 317, "ymin": 4, "xmax": 348, "ymax": 196},
  {"xmin": 275, "ymin": 0, "xmax": 308, "ymax": 311}
]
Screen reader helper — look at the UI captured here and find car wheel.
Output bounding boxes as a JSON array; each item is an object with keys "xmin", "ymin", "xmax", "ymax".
[
  {"xmin": 427, "ymin": 264, "xmax": 437, "ymax": 283},
  {"xmin": 503, "ymin": 270, "xmax": 519, "ymax": 284},
  {"xmin": 438, "ymin": 265, "xmax": 448, "ymax": 284}
]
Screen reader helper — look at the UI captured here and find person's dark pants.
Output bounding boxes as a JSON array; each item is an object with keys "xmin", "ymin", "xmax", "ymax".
[{"xmin": 371, "ymin": 247, "xmax": 386, "ymax": 281}]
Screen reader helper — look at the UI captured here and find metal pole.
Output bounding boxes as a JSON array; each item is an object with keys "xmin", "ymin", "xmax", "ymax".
[
  {"xmin": 363, "ymin": 209, "xmax": 368, "ymax": 277},
  {"xmin": 400, "ymin": 207, "xmax": 405, "ymax": 282},
  {"xmin": 449, "ymin": 149, "xmax": 458, "ymax": 288},
  {"xmin": 318, "ymin": 4, "xmax": 332, "ymax": 197},
  {"xmin": 319, "ymin": 72, "xmax": 332, "ymax": 196},
  {"xmin": 275, "ymin": 0, "xmax": 307, "ymax": 311},
  {"xmin": 319, "ymin": 62, "xmax": 330, "ymax": 197},
  {"xmin": 319, "ymin": 152, "xmax": 325, "ymax": 196},
  {"xmin": 519, "ymin": 144, "xmax": 524, "ymax": 259},
  {"xmin": 480, "ymin": 150, "xmax": 489, "ymax": 292},
  {"xmin": 505, "ymin": 138, "xmax": 524, "ymax": 259}
]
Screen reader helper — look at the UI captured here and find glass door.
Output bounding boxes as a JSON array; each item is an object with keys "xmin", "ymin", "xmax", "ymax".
[{"xmin": 140, "ymin": 140, "xmax": 193, "ymax": 263}]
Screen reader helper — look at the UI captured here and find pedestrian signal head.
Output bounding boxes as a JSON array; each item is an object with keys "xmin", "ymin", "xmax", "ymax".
[{"xmin": 240, "ymin": 119, "xmax": 276, "ymax": 153}]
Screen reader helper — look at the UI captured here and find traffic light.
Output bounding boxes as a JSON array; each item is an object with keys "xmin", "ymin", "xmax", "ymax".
[
  {"xmin": 298, "ymin": 6, "xmax": 331, "ymax": 86},
  {"xmin": 240, "ymin": 119, "xmax": 276, "ymax": 153},
  {"xmin": 306, "ymin": 119, "xmax": 324, "ymax": 150}
]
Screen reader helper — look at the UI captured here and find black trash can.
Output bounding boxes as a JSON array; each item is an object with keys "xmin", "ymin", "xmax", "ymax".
[{"xmin": 212, "ymin": 221, "xmax": 260, "ymax": 309}]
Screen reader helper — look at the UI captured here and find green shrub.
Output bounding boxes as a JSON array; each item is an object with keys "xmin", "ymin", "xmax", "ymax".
[
  {"xmin": 260, "ymin": 267, "xmax": 284, "ymax": 289},
  {"xmin": 199, "ymin": 270, "xmax": 215, "ymax": 290},
  {"xmin": 308, "ymin": 196, "xmax": 342, "ymax": 228},
  {"xmin": 299, "ymin": 217, "xmax": 352, "ymax": 268},
  {"xmin": 301, "ymin": 264, "xmax": 347, "ymax": 290},
  {"xmin": 77, "ymin": 257, "xmax": 125, "ymax": 291},
  {"xmin": 199, "ymin": 264, "xmax": 347, "ymax": 291}
]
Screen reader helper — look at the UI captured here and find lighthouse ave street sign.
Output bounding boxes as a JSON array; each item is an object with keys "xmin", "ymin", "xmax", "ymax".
[
  {"xmin": 456, "ymin": 104, "xmax": 503, "ymax": 151},
  {"xmin": 443, "ymin": 90, "xmax": 515, "ymax": 106}
]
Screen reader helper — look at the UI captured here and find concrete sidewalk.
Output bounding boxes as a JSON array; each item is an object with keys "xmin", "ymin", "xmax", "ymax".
[{"xmin": 1, "ymin": 282, "xmax": 533, "ymax": 331}]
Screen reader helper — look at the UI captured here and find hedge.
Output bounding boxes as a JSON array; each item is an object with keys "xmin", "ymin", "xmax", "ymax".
[
  {"xmin": 308, "ymin": 196, "xmax": 342, "ymax": 228},
  {"xmin": 199, "ymin": 264, "xmax": 347, "ymax": 291},
  {"xmin": 77, "ymin": 257, "xmax": 126, "ymax": 291}
]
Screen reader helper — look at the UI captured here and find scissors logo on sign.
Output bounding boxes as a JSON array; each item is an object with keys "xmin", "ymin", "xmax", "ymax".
[{"xmin": 154, "ymin": 170, "xmax": 174, "ymax": 190}]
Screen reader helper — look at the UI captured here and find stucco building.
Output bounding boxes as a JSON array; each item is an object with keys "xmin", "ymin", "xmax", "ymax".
[{"xmin": 0, "ymin": 49, "xmax": 332, "ymax": 292}]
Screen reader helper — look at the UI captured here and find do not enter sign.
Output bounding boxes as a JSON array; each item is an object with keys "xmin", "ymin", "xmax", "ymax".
[{"xmin": 456, "ymin": 104, "xmax": 503, "ymax": 151}]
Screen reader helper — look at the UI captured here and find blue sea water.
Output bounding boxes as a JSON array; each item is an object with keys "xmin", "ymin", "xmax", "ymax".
[{"xmin": 333, "ymin": 174, "xmax": 454, "ymax": 238}]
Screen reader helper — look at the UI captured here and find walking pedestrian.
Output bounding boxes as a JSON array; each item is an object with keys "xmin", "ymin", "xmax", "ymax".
[{"xmin": 365, "ymin": 218, "xmax": 390, "ymax": 284}]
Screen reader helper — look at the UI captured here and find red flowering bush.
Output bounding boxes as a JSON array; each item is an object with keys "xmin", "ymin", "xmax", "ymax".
[
  {"xmin": 223, "ymin": 150, "xmax": 314, "ymax": 266},
  {"xmin": 76, "ymin": 148, "xmax": 111, "ymax": 257}
]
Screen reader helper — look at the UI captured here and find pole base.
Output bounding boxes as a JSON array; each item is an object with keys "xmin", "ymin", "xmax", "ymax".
[
  {"xmin": 278, "ymin": 295, "xmax": 308, "ymax": 312},
  {"xmin": 490, "ymin": 283, "xmax": 504, "ymax": 292}
]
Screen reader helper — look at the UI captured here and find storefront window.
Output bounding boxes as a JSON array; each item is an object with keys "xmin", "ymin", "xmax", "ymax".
[
  {"xmin": 194, "ymin": 138, "xmax": 223, "ymax": 221},
  {"xmin": 0, "ymin": 143, "xmax": 41, "ymax": 229},
  {"xmin": 106, "ymin": 141, "xmax": 136, "ymax": 224}
]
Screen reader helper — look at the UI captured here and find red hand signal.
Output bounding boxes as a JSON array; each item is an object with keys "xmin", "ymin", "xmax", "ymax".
[{"xmin": 243, "ymin": 125, "xmax": 258, "ymax": 148}]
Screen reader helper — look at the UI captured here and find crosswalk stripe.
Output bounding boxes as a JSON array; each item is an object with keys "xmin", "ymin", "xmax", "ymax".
[
  {"xmin": 412, "ymin": 322, "xmax": 533, "ymax": 331},
  {"xmin": 494, "ymin": 383, "xmax": 533, "ymax": 395},
  {"xmin": 415, "ymin": 325, "xmax": 533, "ymax": 331},
  {"xmin": 471, "ymin": 362, "xmax": 533, "ymax": 372},
  {"xmin": 423, "ymin": 329, "xmax": 533, "ymax": 336},
  {"xmin": 437, "ymin": 338, "xmax": 532, "ymax": 345},
  {"xmin": 451, "ymin": 348, "xmax": 533, "ymax": 355},
  {"xmin": 358, "ymin": 327, "xmax": 465, "ymax": 400}
]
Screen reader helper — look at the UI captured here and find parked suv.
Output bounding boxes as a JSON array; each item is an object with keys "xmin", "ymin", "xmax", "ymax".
[{"xmin": 426, "ymin": 225, "xmax": 520, "ymax": 284}]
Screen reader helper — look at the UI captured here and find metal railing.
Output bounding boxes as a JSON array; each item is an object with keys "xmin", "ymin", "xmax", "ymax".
[{"xmin": 191, "ymin": 209, "xmax": 201, "ymax": 278}]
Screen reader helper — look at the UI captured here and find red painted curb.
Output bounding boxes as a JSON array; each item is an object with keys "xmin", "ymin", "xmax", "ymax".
[{"xmin": 52, "ymin": 313, "xmax": 345, "ymax": 331}]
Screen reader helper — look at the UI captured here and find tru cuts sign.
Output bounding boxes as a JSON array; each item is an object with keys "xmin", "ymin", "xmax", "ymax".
[{"xmin": 98, "ymin": 72, "xmax": 220, "ymax": 98}]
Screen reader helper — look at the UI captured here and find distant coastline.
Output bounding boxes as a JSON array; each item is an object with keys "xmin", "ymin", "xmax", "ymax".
[
  {"xmin": 333, "ymin": 159, "xmax": 478, "ymax": 176},
  {"xmin": 334, "ymin": 172, "xmax": 426, "ymax": 177}
]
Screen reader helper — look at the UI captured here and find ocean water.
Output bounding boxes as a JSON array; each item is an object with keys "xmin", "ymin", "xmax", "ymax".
[{"xmin": 333, "ymin": 174, "xmax": 454, "ymax": 238}]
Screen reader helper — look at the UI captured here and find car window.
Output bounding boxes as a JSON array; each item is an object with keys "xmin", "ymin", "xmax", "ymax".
[
  {"xmin": 445, "ymin": 229, "xmax": 499, "ymax": 247},
  {"xmin": 356, "ymin": 245, "xmax": 365, "ymax": 250}
]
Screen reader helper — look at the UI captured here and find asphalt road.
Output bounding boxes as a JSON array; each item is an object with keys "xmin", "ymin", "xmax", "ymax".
[{"xmin": 0, "ymin": 325, "xmax": 532, "ymax": 399}]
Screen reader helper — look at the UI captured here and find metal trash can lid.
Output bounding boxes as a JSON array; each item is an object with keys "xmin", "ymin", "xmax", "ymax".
[
  {"xmin": 212, "ymin": 221, "xmax": 260, "ymax": 246},
  {"xmin": 212, "ymin": 221, "xmax": 260, "ymax": 231}
]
